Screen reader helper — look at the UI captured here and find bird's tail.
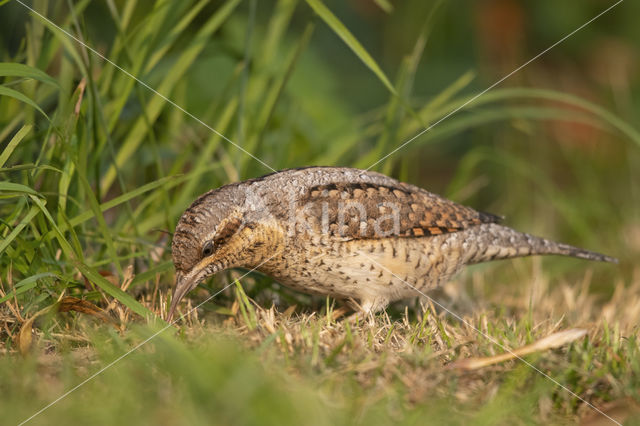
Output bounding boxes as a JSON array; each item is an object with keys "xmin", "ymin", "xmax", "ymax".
[{"xmin": 464, "ymin": 224, "xmax": 618, "ymax": 265}]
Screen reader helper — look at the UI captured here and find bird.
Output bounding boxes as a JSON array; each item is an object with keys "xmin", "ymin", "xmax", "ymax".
[{"xmin": 167, "ymin": 166, "xmax": 617, "ymax": 321}]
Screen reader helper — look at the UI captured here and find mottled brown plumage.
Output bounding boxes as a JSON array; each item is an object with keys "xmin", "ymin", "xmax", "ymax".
[
  {"xmin": 297, "ymin": 180, "xmax": 500, "ymax": 239},
  {"xmin": 167, "ymin": 167, "xmax": 616, "ymax": 320}
]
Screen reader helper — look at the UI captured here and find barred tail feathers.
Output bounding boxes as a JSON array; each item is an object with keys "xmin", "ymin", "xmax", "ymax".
[{"xmin": 464, "ymin": 224, "xmax": 618, "ymax": 265}]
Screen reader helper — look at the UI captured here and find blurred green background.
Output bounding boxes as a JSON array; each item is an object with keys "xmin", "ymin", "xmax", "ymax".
[
  {"xmin": 1, "ymin": 0, "xmax": 637, "ymax": 303},
  {"xmin": 1, "ymin": 0, "xmax": 639, "ymax": 424}
]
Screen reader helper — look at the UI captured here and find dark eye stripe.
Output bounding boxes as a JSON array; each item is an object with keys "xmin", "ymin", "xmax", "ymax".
[{"xmin": 213, "ymin": 217, "xmax": 242, "ymax": 246}]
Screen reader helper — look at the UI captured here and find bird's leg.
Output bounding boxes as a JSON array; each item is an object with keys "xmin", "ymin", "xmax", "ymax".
[{"xmin": 344, "ymin": 297, "xmax": 389, "ymax": 326}]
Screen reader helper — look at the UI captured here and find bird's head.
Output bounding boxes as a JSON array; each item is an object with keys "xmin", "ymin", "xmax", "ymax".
[{"xmin": 167, "ymin": 184, "xmax": 279, "ymax": 321}]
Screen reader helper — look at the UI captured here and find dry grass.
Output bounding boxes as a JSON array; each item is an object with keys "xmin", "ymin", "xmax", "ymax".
[
  {"xmin": 1, "ymin": 1, "xmax": 638, "ymax": 424},
  {"xmin": 4, "ymin": 259, "xmax": 637, "ymax": 424}
]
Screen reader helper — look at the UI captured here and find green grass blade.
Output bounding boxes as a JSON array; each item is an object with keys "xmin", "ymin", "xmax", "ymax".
[
  {"xmin": 29, "ymin": 12, "xmax": 86, "ymax": 76},
  {"xmin": 44, "ymin": 176, "xmax": 175, "ymax": 239},
  {"xmin": 418, "ymin": 70, "xmax": 475, "ymax": 118},
  {"xmin": 407, "ymin": 106, "xmax": 597, "ymax": 146},
  {"xmin": 144, "ymin": 0, "xmax": 211, "ymax": 73},
  {"xmin": 75, "ymin": 262, "xmax": 155, "ymax": 319},
  {"xmin": 372, "ymin": 0, "xmax": 393, "ymax": 13},
  {"xmin": 28, "ymin": 195, "xmax": 154, "ymax": 319},
  {"xmin": 315, "ymin": 121, "xmax": 383, "ymax": 166},
  {"xmin": 305, "ymin": 0, "xmax": 396, "ymax": 95},
  {"xmin": 103, "ymin": 0, "xmax": 190, "ymax": 131},
  {"xmin": 76, "ymin": 170, "xmax": 124, "ymax": 277},
  {"xmin": 0, "ymin": 273, "xmax": 58, "ymax": 304},
  {"xmin": 178, "ymin": 99, "xmax": 237, "ymax": 206},
  {"xmin": 360, "ymin": 105, "xmax": 598, "ymax": 167},
  {"xmin": 0, "ymin": 114, "xmax": 25, "ymax": 145},
  {"xmin": 129, "ymin": 261, "xmax": 173, "ymax": 288},
  {"xmin": 101, "ymin": 0, "xmax": 242, "ymax": 194},
  {"xmin": 377, "ymin": 0, "xmax": 443, "ymax": 175},
  {"xmin": 370, "ymin": 57, "xmax": 409, "ymax": 173},
  {"xmin": 355, "ymin": 70, "xmax": 474, "ymax": 169},
  {"xmin": 0, "ymin": 204, "xmax": 40, "ymax": 256},
  {"xmin": 258, "ymin": 0, "xmax": 299, "ymax": 68},
  {"xmin": 0, "ymin": 124, "xmax": 32, "ymax": 168},
  {"xmin": 0, "ymin": 62, "xmax": 59, "ymax": 87},
  {"xmin": 498, "ymin": 88, "xmax": 640, "ymax": 147},
  {"xmin": 234, "ymin": 279, "xmax": 257, "ymax": 330},
  {"xmin": 0, "ymin": 86, "xmax": 49, "ymax": 119},
  {"xmin": 100, "ymin": 0, "xmax": 139, "ymax": 93},
  {"xmin": 450, "ymin": 147, "xmax": 596, "ymax": 240},
  {"xmin": 241, "ymin": 22, "xmax": 315, "ymax": 173},
  {"xmin": 28, "ymin": 195, "xmax": 81, "ymax": 259},
  {"xmin": 0, "ymin": 182, "xmax": 40, "ymax": 195},
  {"xmin": 409, "ymin": 87, "xmax": 640, "ymax": 148}
]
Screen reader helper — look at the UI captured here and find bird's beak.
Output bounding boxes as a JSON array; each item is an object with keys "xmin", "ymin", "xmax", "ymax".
[{"xmin": 167, "ymin": 272, "xmax": 197, "ymax": 323}]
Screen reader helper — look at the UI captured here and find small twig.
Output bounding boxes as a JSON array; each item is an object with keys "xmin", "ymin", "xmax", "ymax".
[{"xmin": 448, "ymin": 329, "xmax": 588, "ymax": 371}]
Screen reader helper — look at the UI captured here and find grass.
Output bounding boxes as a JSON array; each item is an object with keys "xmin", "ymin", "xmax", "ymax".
[
  {"xmin": 1, "ymin": 0, "xmax": 639, "ymax": 424},
  {"xmin": 2, "ymin": 265, "xmax": 640, "ymax": 425}
]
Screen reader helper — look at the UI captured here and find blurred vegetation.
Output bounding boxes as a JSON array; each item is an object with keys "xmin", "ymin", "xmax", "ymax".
[{"xmin": 1, "ymin": 0, "xmax": 639, "ymax": 424}]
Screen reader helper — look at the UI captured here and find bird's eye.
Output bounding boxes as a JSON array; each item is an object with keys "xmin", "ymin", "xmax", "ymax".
[{"xmin": 201, "ymin": 241, "xmax": 214, "ymax": 257}]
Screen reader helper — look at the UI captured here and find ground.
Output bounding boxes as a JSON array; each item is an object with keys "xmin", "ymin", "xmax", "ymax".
[{"xmin": 2, "ymin": 258, "xmax": 639, "ymax": 425}]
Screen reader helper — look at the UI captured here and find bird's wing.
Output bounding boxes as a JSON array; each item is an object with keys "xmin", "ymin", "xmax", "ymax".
[{"xmin": 296, "ymin": 180, "xmax": 500, "ymax": 240}]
